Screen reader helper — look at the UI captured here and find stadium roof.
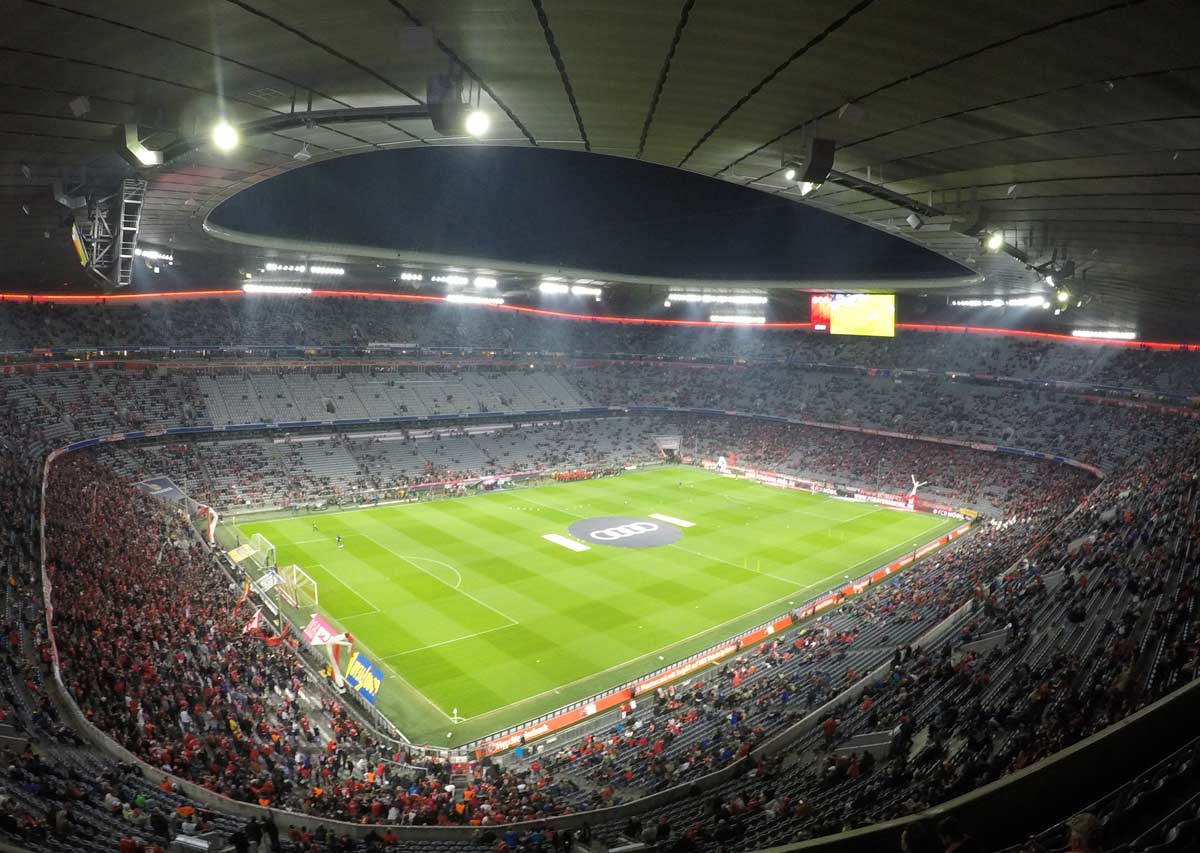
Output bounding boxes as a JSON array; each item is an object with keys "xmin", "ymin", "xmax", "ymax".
[{"xmin": 2, "ymin": 0, "xmax": 1198, "ymax": 323}]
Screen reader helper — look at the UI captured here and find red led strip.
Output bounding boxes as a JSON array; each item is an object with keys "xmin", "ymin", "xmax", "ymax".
[
  {"xmin": 311, "ymin": 290, "xmax": 812, "ymax": 328},
  {"xmin": 0, "ymin": 288, "xmax": 1193, "ymax": 349},
  {"xmin": 0, "ymin": 290, "xmax": 241, "ymax": 303},
  {"xmin": 897, "ymin": 323, "xmax": 1198, "ymax": 351}
]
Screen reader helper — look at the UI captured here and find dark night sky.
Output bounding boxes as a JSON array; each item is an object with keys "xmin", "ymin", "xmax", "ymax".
[{"xmin": 211, "ymin": 147, "xmax": 967, "ymax": 281}]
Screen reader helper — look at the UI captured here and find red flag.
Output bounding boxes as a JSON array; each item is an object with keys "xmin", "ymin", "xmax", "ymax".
[
  {"xmin": 243, "ymin": 608, "xmax": 263, "ymax": 635},
  {"xmin": 261, "ymin": 624, "xmax": 290, "ymax": 647}
]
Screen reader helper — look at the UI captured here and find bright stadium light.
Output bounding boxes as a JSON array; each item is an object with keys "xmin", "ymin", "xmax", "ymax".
[
  {"xmin": 465, "ymin": 109, "xmax": 491, "ymax": 138},
  {"xmin": 984, "ymin": 232, "xmax": 1005, "ymax": 252},
  {"xmin": 309, "ymin": 265, "xmax": 345, "ymax": 276},
  {"xmin": 784, "ymin": 167, "xmax": 797, "ymax": 181},
  {"xmin": 211, "ymin": 119, "xmax": 239, "ymax": 151},
  {"xmin": 243, "ymin": 283, "xmax": 312, "ymax": 295},
  {"xmin": 669, "ymin": 291, "xmax": 768, "ymax": 305},
  {"xmin": 431, "ymin": 274, "xmax": 470, "ymax": 286},
  {"xmin": 950, "ymin": 295, "xmax": 1046, "ymax": 308},
  {"xmin": 446, "ymin": 293, "xmax": 503, "ymax": 306},
  {"xmin": 799, "ymin": 181, "xmax": 817, "ymax": 196},
  {"xmin": 1056, "ymin": 289, "xmax": 1071, "ymax": 303},
  {"xmin": 1071, "ymin": 329, "xmax": 1136, "ymax": 340},
  {"xmin": 472, "ymin": 276, "xmax": 497, "ymax": 288},
  {"xmin": 709, "ymin": 314, "xmax": 766, "ymax": 324},
  {"xmin": 571, "ymin": 285, "xmax": 602, "ymax": 297},
  {"xmin": 539, "ymin": 281, "xmax": 569, "ymax": 294}
]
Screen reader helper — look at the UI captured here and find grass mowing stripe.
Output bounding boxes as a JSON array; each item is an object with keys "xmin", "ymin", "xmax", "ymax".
[{"xmin": 239, "ymin": 466, "xmax": 962, "ymax": 744}]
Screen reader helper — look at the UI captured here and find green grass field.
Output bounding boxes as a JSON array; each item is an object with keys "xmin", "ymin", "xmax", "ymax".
[{"xmin": 238, "ymin": 466, "xmax": 958, "ymax": 746}]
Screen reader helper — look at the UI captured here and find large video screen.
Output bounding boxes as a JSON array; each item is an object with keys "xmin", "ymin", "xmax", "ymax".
[
  {"xmin": 810, "ymin": 294, "xmax": 831, "ymax": 331},
  {"xmin": 830, "ymin": 293, "xmax": 895, "ymax": 337}
]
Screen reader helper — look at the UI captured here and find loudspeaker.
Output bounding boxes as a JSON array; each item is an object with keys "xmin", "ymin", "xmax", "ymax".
[{"xmin": 799, "ymin": 138, "xmax": 835, "ymax": 185}]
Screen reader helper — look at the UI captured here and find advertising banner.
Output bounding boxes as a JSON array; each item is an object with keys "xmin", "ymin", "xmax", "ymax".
[
  {"xmin": 302, "ymin": 613, "xmax": 337, "ymax": 646},
  {"xmin": 344, "ymin": 652, "xmax": 384, "ymax": 705}
]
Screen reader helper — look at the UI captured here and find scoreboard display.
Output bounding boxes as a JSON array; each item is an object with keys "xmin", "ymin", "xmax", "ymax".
[{"xmin": 811, "ymin": 293, "xmax": 895, "ymax": 337}]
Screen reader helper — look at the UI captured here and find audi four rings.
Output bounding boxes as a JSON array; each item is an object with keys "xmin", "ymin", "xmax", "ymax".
[
  {"xmin": 566, "ymin": 516, "xmax": 683, "ymax": 548},
  {"xmin": 589, "ymin": 522, "xmax": 660, "ymax": 541}
]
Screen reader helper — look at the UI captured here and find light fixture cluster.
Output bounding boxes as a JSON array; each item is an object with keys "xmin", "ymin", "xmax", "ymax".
[
  {"xmin": 308, "ymin": 265, "xmax": 345, "ymax": 276},
  {"xmin": 709, "ymin": 315, "xmax": 767, "ymax": 325},
  {"xmin": 205, "ymin": 103, "xmax": 489, "ymax": 159},
  {"xmin": 399, "ymin": 272, "xmax": 424, "ymax": 282},
  {"xmin": 431, "ymin": 274, "xmax": 470, "ymax": 286},
  {"xmin": 243, "ymin": 283, "xmax": 312, "ymax": 295},
  {"xmin": 950, "ymin": 296, "xmax": 1049, "ymax": 309},
  {"xmin": 1071, "ymin": 329, "xmax": 1136, "ymax": 341},
  {"xmin": 472, "ymin": 276, "xmax": 497, "ymax": 288},
  {"xmin": 134, "ymin": 248, "xmax": 173, "ymax": 263},
  {"xmin": 447, "ymin": 293, "xmax": 503, "ymax": 306},
  {"xmin": 668, "ymin": 291, "xmax": 768, "ymax": 305},
  {"xmin": 538, "ymin": 276, "xmax": 604, "ymax": 299},
  {"xmin": 265, "ymin": 262, "xmax": 307, "ymax": 273}
]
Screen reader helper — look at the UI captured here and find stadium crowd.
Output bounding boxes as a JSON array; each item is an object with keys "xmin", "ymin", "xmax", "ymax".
[
  {"xmin": 0, "ymin": 300, "xmax": 1193, "ymax": 851},
  {"xmin": 579, "ymin": 439, "xmax": 1200, "ymax": 851},
  {"xmin": 1, "ymin": 297, "xmax": 1198, "ymax": 395}
]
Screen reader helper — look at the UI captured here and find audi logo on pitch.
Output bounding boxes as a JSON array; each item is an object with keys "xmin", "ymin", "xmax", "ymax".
[
  {"xmin": 589, "ymin": 522, "xmax": 659, "ymax": 541},
  {"xmin": 568, "ymin": 515, "xmax": 681, "ymax": 548}
]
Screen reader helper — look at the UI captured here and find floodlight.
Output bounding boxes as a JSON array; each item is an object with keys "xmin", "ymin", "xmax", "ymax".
[
  {"xmin": 212, "ymin": 120, "xmax": 239, "ymax": 151},
  {"xmin": 984, "ymin": 232, "xmax": 1004, "ymax": 252},
  {"xmin": 465, "ymin": 110, "xmax": 490, "ymax": 138},
  {"xmin": 1056, "ymin": 290, "xmax": 1070, "ymax": 303},
  {"xmin": 783, "ymin": 167, "xmax": 797, "ymax": 181}
]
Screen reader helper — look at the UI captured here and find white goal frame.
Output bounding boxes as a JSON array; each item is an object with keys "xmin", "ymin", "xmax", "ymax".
[
  {"xmin": 248, "ymin": 533, "xmax": 276, "ymax": 572},
  {"xmin": 277, "ymin": 564, "xmax": 319, "ymax": 609}
]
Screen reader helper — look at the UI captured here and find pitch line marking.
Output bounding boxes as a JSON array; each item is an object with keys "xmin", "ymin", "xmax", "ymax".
[
  {"xmin": 457, "ymin": 561, "xmax": 872, "ymax": 725},
  {"xmin": 398, "ymin": 554, "xmax": 463, "ymax": 589},
  {"xmin": 666, "ymin": 543, "xmax": 807, "ymax": 589},
  {"xmin": 380, "ymin": 623, "xmax": 519, "ymax": 659},
  {"xmin": 301, "ymin": 563, "xmax": 379, "ymax": 618},
  {"xmin": 356, "ymin": 532, "xmax": 519, "ymax": 628},
  {"xmin": 511, "ymin": 492, "xmax": 581, "ymax": 516},
  {"xmin": 460, "ymin": 519, "xmax": 971, "ymax": 726}
]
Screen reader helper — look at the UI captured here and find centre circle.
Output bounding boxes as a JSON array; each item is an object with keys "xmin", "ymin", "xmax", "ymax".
[{"xmin": 567, "ymin": 516, "xmax": 682, "ymax": 549}]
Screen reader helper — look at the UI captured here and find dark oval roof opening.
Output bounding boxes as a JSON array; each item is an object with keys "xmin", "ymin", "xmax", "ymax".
[{"xmin": 210, "ymin": 147, "xmax": 968, "ymax": 282}]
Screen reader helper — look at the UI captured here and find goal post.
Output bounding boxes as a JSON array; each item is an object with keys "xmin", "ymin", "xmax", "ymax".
[
  {"xmin": 277, "ymin": 564, "xmax": 319, "ymax": 609},
  {"xmin": 248, "ymin": 533, "xmax": 277, "ymax": 572}
]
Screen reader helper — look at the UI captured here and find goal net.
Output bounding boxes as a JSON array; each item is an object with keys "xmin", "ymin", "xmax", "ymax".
[
  {"xmin": 277, "ymin": 564, "xmax": 319, "ymax": 609},
  {"xmin": 247, "ymin": 533, "xmax": 277, "ymax": 572}
]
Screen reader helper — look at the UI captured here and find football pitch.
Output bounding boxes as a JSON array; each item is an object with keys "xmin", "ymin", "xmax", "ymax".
[{"xmin": 238, "ymin": 466, "xmax": 960, "ymax": 746}]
